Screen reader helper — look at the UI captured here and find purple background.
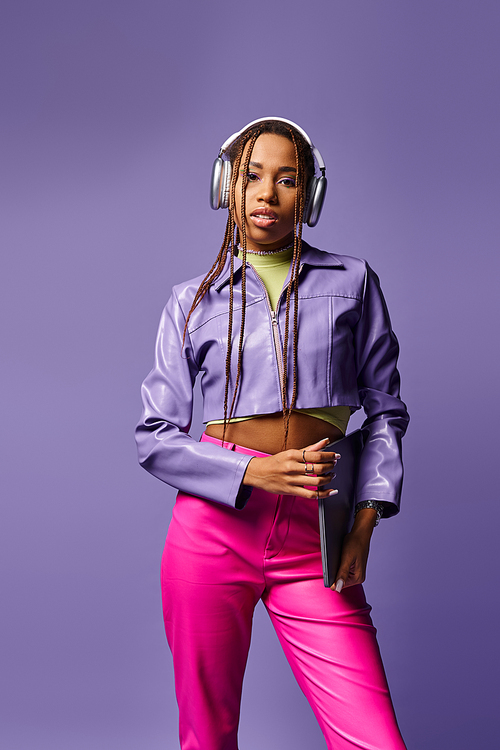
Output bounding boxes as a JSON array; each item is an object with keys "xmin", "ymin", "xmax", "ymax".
[{"xmin": 1, "ymin": 1, "xmax": 499, "ymax": 748}]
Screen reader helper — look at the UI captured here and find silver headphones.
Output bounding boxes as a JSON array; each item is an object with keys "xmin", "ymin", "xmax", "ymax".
[{"xmin": 209, "ymin": 117, "xmax": 327, "ymax": 228}]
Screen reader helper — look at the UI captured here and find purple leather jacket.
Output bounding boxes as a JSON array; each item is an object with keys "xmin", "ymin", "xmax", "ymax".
[{"xmin": 135, "ymin": 242, "xmax": 409, "ymax": 516}]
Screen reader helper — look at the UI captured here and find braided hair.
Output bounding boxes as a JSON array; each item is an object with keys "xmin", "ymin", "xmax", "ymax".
[{"xmin": 183, "ymin": 120, "xmax": 315, "ymax": 447}]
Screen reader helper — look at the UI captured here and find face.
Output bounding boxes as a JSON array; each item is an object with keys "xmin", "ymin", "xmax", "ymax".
[{"xmin": 232, "ymin": 133, "xmax": 301, "ymax": 253}]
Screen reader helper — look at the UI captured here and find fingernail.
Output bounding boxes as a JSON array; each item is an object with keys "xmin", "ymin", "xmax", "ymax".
[
  {"xmin": 329, "ymin": 489, "xmax": 338, "ymax": 496},
  {"xmin": 335, "ymin": 579, "xmax": 344, "ymax": 593},
  {"xmin": 335, "ymin": 453, "xmax": 341, "ymax": 459}
]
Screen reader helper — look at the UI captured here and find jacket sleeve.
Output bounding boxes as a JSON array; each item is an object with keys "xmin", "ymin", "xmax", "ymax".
[
  {"xmin": 135, "ymin": 289, "xmax": 253, "ymax": 508},
  {"xmin": 353, "ymin": 263, "xmax": 410, "ymax": 517}
]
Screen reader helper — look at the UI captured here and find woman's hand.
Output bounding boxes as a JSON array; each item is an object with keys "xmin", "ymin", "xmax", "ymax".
[
  {"xmin": 332, "ymin": 508, "xmax": 378, "ymax": 593},
  {"xmin": 242, "ymin": 438, "xmax": 340, "ymax": 499}
]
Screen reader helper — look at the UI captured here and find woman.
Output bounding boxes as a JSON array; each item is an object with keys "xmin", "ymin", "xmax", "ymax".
[{"xmin": 136, "ymin": 117, "xmax": 409, "ymax": 750}]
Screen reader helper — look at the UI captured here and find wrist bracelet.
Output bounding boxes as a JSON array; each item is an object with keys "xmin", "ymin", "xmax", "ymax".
[{"xmin": 354, "ymin": 500, "xmax": 383, "ymax": 526}]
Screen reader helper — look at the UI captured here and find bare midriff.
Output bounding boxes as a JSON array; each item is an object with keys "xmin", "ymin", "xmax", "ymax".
[{"xmin": 205, "ymin": 411, "xmax": 343, "ymax": 455}]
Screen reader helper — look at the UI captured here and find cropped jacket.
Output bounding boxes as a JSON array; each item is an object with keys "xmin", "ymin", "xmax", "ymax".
[{"xmin": 135, "ymin": 242, "xmax": 409, "ymax": 516}]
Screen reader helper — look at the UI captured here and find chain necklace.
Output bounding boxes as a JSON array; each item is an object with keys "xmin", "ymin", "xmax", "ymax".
[{"xmin": 237, "ymin": 240, "xmax": 295, "ymax": 256}]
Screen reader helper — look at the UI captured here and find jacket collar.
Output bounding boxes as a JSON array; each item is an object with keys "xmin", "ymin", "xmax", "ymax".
[{"xmin": 214, "ymin": 241, "xmax": 344, "ymax": 292}]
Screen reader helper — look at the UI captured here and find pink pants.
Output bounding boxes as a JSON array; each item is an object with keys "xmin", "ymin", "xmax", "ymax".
[{"xmin": 161, "ymin": 435, "xmax": 406, "ymax": 750}]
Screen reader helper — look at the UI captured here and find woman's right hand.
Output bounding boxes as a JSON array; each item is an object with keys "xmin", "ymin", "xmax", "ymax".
[{"xmin": 242, "ymin": 438, "xmax": 340, "ymax": 498}]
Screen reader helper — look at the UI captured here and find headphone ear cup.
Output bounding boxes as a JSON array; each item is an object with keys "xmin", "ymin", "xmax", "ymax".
[
  {"xmin": 210, "ymin": 157, "xmax": 223, "ymax": 210},
  {"xmin": 210, "ymin": 157, "xmax": 232, "ymax": 210},
  {"xmin": 219, "ymin": 160, "xmax": 232, "ymax": 209},
  {"xmin": 304, "ymin": 175, "xmax": 327, "ymax": 227},
  {"xmin": 302, "ymin": 177, "xmax": 316, "ymax": 226}
]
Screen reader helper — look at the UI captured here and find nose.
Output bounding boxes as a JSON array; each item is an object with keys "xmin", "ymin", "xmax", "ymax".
[{"xmin": 257, "ymin": 177, "xmax": 277, "ymax": 203}]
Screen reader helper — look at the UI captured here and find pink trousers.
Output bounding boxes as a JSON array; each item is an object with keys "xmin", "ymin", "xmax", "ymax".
[{"xmin": 161, "ymin": 435, "xmax": 406, "ymax": 750}]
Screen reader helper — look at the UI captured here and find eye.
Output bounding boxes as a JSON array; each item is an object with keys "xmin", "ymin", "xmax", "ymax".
[
  {"xmin": 240, "ymin": 169, "xmax": 261, "ymax": 183},
  {"xmin": 278, "ymin": 177, "xmax": 296, "ymax": 188}
]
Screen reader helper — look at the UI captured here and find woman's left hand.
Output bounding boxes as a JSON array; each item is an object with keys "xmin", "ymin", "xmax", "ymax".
[{"xmin": 332, "ymin": 508, "xmax": 377, "ymax": 593}]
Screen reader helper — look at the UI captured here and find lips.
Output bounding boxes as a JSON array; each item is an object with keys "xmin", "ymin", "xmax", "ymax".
[{"xmin": 250, "ymin": 208, "xmax": 278, "ymax": 228}]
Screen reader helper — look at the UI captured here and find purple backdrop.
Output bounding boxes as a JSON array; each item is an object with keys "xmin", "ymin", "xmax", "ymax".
[{"xmin": 1, "ymin": 1, "xmax": 499, "ymax": 748}]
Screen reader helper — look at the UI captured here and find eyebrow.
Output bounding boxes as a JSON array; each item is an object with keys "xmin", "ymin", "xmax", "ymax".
[{"xmin": 249, "ymin": 161, "xmax": 297, "ymax": 173}]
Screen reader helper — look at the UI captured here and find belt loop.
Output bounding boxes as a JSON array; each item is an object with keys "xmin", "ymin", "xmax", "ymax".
[{"xmin": 220, "ymin": 439, "xmax": 237, "ymax": 451}]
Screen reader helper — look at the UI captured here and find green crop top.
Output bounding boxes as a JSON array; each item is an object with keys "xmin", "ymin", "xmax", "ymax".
[{"xmin": 207, "ymin": 246, "xmax": 351, "ymax": 435}]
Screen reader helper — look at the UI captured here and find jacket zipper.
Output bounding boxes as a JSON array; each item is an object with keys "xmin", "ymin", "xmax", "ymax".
[
  {"xmin": 248, "ymin": 263, "xmax": 304, "ymax": 400},
  {"xmin": 270, "ymin": 308, "xmax": 284, "ymax": 388}
]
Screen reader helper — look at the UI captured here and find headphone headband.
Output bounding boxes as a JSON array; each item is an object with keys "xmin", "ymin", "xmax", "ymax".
[{"xmin": 219, "ymin": 116, "xmax": 326, "ymax": 173}]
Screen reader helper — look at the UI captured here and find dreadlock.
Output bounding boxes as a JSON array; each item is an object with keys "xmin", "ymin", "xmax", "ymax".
[{"xmin": 183, "ymin": 121, "xmax": 314, "ymax": 448}]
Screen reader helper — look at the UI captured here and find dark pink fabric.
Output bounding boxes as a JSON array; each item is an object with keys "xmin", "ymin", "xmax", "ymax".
[{"xmin": 161, "ymin": 436, "xmax": 406, "ymax": 750}]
